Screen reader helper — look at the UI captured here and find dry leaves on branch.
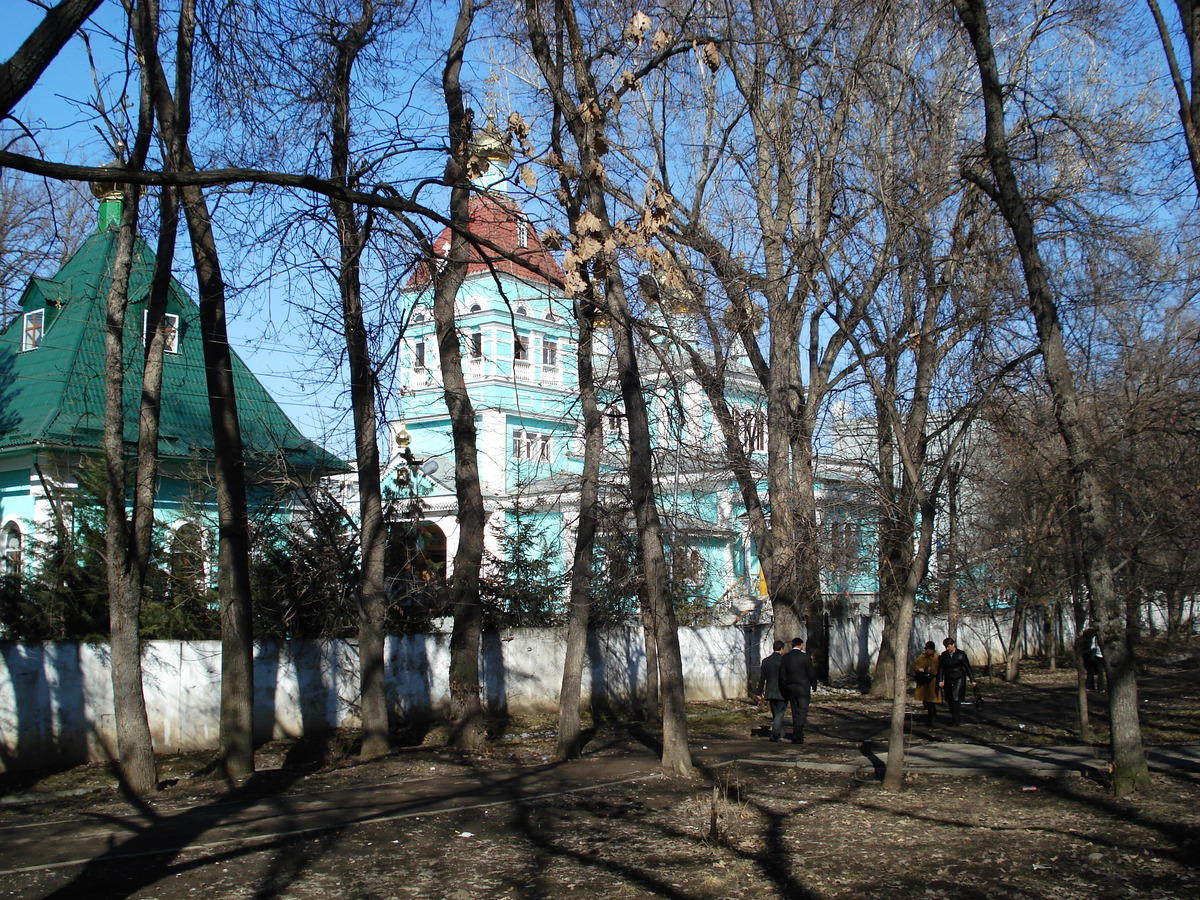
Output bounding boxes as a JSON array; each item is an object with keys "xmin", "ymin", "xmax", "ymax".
[
  {"xmin": 540, "ymin": 228, "xmax": 563, "ymax": 250},
  {"xmin": 624, "ymin": 11, "xmax": 652, "ymax": 45},
  {"xmin": 506, "ymin": 111, "xmax": 534, "ymax": 157}
]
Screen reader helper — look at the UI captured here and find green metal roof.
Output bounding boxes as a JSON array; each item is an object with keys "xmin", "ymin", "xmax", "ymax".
[{"xmin": 0, "ymin": 225, "xmax": 345, "ymax": 476}]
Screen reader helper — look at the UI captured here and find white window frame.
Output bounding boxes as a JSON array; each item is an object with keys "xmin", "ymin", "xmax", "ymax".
[
  {"xmin": 143, "ymin": 311, "xmax": 180, "ymax": 354},
  {"xmin": 22, "ymin": 310, "xmax": 44, "ymax": 351},
  {"xmin": 542, "ymin": 337, "xmax": 558, "ymax": 369},
  {"xmin": 739, "ymin": 407, "xmax": 767, "ymax": 454},
  {"xmin": 414, "ymin": 339, "xmax": 427, "ymax": 369},
  {"xmin": 512, "ymin": 429, "xmax": 551, "ymax": 462},
  {"xmin": 516, "ymin": 217, "xmax": 529, "ymax": 248},
  {"xmin": 2, "ymin": 522, "xmax": 22, "ymax": 579}
]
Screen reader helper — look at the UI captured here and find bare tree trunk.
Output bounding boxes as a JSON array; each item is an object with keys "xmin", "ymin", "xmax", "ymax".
[
  {"xmin": 1044, "ymin": 604, "xmax": 1057, "ymax": 671},
  {"xmin": 611, "ymin": 284, "xmax": 690, "ymax": 773},
  {"xmin": 98, "ymin": 6, "xmax": 176, "ymax": 794},
  {"xmin": 523, "ymin": 0, "xmax": 691, "ymax": 776},
  {"xmin": 882, "ymin": 495, "xmax": 937, "ymax": 790},
  {"xmin": 102, "ymin": 185, "xmax": 157, "ymax": 796},
  {"xmin": 1073, "ymin": 627, "xmax": 1095, "ymax": 741},
  {"xmin": 642, "ymin": 595, "xmax": 660, "ymax": 715},
  {"xmin": 325, "ymin": 0, "xmax": 390, "ymax": 760},
  {"xmin": 1166, "ymin": 588, "xmax": 1182, "ymax": 638},
  {"xmin": 953, "ymin": 0, "xmax": 1150, "ymax": 795},
  {"xmin": 1146, "ymin": 0, "xmax": 1200, "ymax": 197},
  {"xmin": 137, "ymin": 0, "xmax": 256, "ymax": 780},
  {"xmin": 872, "ymin": 396, "xmax": 916, "ymax": 698},
  {"xmin": 946, "ymin": 464, "xmax": 961, "ymax": 641},
  {"xmin": 439, "ymin": 0, "xmax": 486, "ymax": 751},
  {"xmin": 1006, "ymin": 600, "xmax": 1026, "ymax": 683},
  {"xmin": 556, "ymin": 307, "xmax": 602, "ymax": 759}
]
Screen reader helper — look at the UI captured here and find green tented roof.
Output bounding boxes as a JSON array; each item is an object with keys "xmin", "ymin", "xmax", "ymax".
[{"xmin": 0, "ymin": 225, "xmax": 345, "ymax": 477}]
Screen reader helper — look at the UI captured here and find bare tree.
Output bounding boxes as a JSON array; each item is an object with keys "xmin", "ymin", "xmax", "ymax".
[
  {"xmin": 523, "ymin": 0, "xmax": 693, "ymax": 775},
  {"xmin": 436, "ymin": 0, "xmax": 489, "ymax": 751},
  {"xmin": 324, "ymin": 0, "xmax": 392, "ymax": 760},
  {"xmin": 951, "ymin": 0, "xmax": 1151, "ymax": 795},
  {"xmin": 616, "ymin": 0, "xmax": 890, "ymax": 681},
  {"xmin": 132, "ymin": 0, "xmax": 258, "ymax": 781},
  {"xmin": 1146, "ymin": 0, "xmax": 1200, "ymax": 196}
]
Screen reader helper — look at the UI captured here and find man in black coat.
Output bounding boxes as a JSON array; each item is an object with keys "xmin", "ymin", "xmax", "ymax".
[
  {"xmin": 937, "ymin": 637, "xmax": 977, "ymax": 726},
  {"xmin": 756, "ymin": 640, "xmax": 787, "ymax": 741},
  {"xmin": 780, "ymin": 637, "xmax": 818, "ymax": 744}
]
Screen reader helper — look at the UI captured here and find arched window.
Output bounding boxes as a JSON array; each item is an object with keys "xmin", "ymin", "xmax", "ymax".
[
  {"xmin": 516, "ymin": 305, "xmax": 529, "ymax": 317},
  {"xmin": 470, "ymin": 303, "xmax": 482, "ymax": 312},
  {"xmin": 2, "ymin": 523, "xmax": 22, "ymax": 580}
]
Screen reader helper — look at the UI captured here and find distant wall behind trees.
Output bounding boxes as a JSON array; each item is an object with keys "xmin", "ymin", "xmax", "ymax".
[{"xmin": 6, "ymin": 605, "xmax": 1193, "ymax": 773}]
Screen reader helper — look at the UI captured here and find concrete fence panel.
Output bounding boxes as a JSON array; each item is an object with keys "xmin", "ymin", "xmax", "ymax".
[{"xmin": 1, "ymin": 610, "xmax": 1132, "ymax": 774}]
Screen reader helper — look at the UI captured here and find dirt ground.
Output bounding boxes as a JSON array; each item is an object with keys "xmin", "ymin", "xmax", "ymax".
[{"xmin": 1, "ymin": 638, "xmax": 1198, "ymax": 899}]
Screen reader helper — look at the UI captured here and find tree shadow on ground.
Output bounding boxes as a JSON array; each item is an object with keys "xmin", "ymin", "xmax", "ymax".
[{"xmin": 39, "ymin": 739, "xmax": 348, "ymax": 900}]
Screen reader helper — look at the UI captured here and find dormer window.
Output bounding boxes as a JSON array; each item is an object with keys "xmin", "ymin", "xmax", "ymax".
[
  {"xmin": 22, "ymin": 310, "xmax": 44, "ymax": 351},
  {"xmin": 143, "ymin": 311, "xmax": 180, "ymax": 354},
  {"xmin": 516, "ymin": 216, "xmax": 529, "ymax": 249}
]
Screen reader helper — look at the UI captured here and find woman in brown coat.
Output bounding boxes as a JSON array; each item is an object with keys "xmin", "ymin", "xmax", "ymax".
[{"xmin": 912, "ymin": 641, "xmax": 942, "ymax": 725}]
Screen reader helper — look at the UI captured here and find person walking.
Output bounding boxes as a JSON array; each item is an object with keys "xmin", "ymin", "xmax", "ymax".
[
  {"xmin": 1082, "ymin": 629, "xmax": 1106, "ymax": 692},
  {"xmin": 756, "ymin": 640, "xmax": 788, "ymax": 742},
  {"xmin": 937, "ymin": 637, "xmax": 976, "ymax": 727},
  {"xmin": 780, "ymin": 637, "xmax": 818, "ymax": 744},
  {"xmin": 912, "ymin": 641, "xmax": 942, "ymax": 726}
]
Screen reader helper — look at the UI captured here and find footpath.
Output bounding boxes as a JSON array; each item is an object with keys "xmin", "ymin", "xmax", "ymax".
[{"xmin": 1, "ymin": 734, "xmax": 1197, "ymax": 879}]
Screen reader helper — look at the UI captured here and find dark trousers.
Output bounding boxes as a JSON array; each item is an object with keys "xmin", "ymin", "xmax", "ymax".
[
  {"xmin": 788, "ymin": 694, "xmax": 811, "ymax": 742},
  {"xmin": 943, "ymin": 678, "xmax": 966, "ymax": 725},
  {"xmin": 1085, "ymin": 657, "xmax": 1106, "ymax": 691},
  {"xmin": 946, "ymin": 699, "xmax": 963, "ymax": 725},
  {"xmin": 922, "ymin": 701, "xmax": 938, "ymax": 724},
  {"xmin": 767, "ymin": 699, "xmax": 787, "ymax": 740}
]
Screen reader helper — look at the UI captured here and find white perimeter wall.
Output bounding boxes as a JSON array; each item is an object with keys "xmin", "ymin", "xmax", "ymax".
[
  {"xmin": 4, "ymin": 601, "xmax": 1191, "ymax": 773},
  {"xmin": 0, "ymin": 626, "xmax": 754, "ymax": 772}
]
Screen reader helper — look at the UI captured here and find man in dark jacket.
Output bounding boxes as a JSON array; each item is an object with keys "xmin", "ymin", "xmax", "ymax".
[
  {"xmin": 756, "ymin": 640, "xmax": 787, "ymax": 741},
  {"xmin": 780, "ymin": 637, "xmax": 818, "ymax": 744},
  {"xmin": 937, "ymin": 637, "xmax": 977, "ymax": 726}
]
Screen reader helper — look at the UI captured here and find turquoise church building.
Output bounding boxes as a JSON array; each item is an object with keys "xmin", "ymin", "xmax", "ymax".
[{"xmin": 385, "ymin": 124, "xmax": 878, "ymax": 622}]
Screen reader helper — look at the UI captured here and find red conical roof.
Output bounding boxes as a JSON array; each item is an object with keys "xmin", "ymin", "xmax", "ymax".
[{"xmin": 406, "ymin": 193, "xmax": 564, "ymax": 290}]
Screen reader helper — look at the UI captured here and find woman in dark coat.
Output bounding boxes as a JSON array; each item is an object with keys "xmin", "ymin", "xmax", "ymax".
[{"xmin": 937, "ymin": 637, "xmax": 976, "ymax": 726}]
